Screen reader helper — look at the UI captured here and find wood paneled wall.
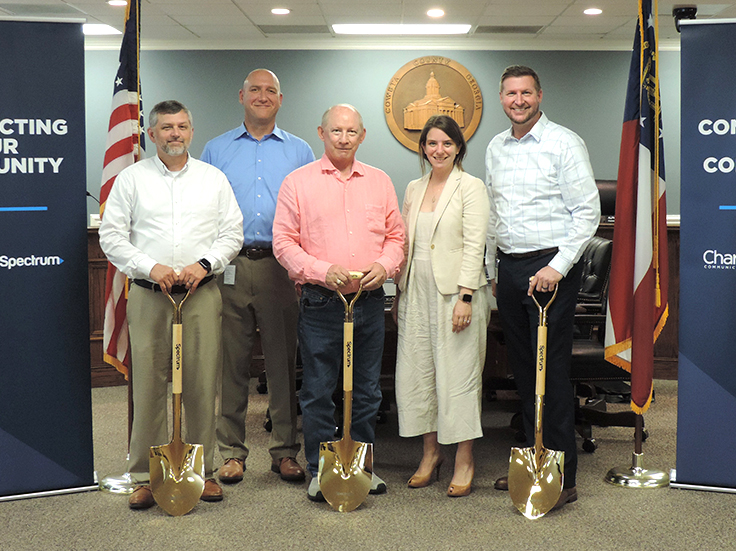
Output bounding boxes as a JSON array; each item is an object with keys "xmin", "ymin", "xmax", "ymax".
[{"xmin": 88, "ymin": 229, "xmax": 126, "ymax": 387}]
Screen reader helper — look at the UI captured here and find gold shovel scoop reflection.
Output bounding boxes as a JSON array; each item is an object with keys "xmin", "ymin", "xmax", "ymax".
[
  {"xmin": 318, "ymin": 271, "xmax": 374, "ymax": 512},
  {"xmin": 508, "ymin": 286, "xmax": 564, "ymax": 520},
  {"xmin": 149, "ymin": 290, "xmax": 205, "ymax": 516}
]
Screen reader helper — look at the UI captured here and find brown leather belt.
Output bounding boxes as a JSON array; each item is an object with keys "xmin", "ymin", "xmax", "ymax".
[
  {"xmin": 504, "ymin": 247, "xmax": 559, "ymax": 260},
  {"xmin": 239, "ymin": 246, "xmax": 273, "ymax": 260},
  {"xmin": 133, "ymin": 275, "xmax": 213, "ymax": 294}
]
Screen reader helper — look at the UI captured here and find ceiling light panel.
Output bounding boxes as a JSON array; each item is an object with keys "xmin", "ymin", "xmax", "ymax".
[{"xmin": 332, "ymin": 23, "xmax": 471, "ymax": 34}]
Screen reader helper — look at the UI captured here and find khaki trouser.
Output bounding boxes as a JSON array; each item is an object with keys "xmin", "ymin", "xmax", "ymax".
[
  {"xmin": 216, "ymin": 255, "xmax": 300, "ymax": 464},
  {"xmin": 126, "ymin": 282, "xmax": 222, "ymax": 481}
]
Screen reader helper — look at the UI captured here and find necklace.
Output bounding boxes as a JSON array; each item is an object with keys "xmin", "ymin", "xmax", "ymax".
[{"xmin": 429, "ymin": 181, "xmax": 446, "ymax": 204}]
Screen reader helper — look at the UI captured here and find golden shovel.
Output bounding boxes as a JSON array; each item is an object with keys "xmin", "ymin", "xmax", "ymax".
[
  {"xmin": 508, "ymin": 286, "xmax": 564, "ymax": 520},
  {"xmin": 318, "ymin": 271, "xmax": 373, "ymax": 512},
  {"xmin": 149, "ymin": 290, "xmax": 205, "ymax": 516}
]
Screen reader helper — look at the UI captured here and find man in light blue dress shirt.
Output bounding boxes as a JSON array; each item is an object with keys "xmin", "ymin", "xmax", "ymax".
[{"xmin": 202, "ymin": 69, "xmax": 314, "ymax": 484}]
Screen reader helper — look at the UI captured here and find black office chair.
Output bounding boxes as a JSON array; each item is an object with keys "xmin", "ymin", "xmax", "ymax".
[
  {"xmin": 571, "ymin": 236, "xmax": 626, "ymax": 450},
  {"xmin": 570, "ymin": 234, "xmax": 647, "ymax": 452}
]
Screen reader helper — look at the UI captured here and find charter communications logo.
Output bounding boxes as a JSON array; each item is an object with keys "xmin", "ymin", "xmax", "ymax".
[
  {"xmin": 703, "ymin": 249, "xmax": 736, "ymax": 270},
  {"xmin": 0, "ymin": 254, "xmax": 64, "ymax": 269}
]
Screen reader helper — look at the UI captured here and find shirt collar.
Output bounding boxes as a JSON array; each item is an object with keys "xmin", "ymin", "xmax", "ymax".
[
  {"xmin": 236, "ymin": 122, "xmax": 285, "ymax": 143},
  {"xmin": 153, "ymin": 152, "xmax": 191, "ymax": 175},
  {"xmin": 319, "ymin": 153, "xmax": 365, "ymax": 178},
  {"xmin": 503, "ymin": 112, "xmax": 548, "ymax": 144}
]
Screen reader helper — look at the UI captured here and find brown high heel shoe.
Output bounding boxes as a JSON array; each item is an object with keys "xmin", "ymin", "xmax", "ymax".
[
  {"xmin": 408, "ymin": 456, "xmax": 444, "ymax": 488},
  {"xmin": 447, "ymin": 466, "xmax": 474, "ymax": 497},
  {"xmin": 447, "ymin": 480, "xmax": 472, "ymax": 497}
]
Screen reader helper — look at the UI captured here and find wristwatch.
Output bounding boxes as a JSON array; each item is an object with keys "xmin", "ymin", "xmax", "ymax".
[
  {"xmin": 198, "ymin": 258, "xmax": 212, "ymax": 274},
  {"xmin": 461, "ymin": 294, "xmax": 473, "ymax": 303}
]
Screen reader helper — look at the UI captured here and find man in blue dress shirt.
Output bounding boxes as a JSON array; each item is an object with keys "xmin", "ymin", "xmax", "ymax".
[{"xmin": 202, "ymin": 69, "xmax": 314, "ymax": 484}]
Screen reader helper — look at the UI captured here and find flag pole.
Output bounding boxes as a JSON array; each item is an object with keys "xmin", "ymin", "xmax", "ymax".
[
  {"xmin": 98, "ymin": 0, "xmax": 143, "ymax": 495},
  {"xmin": 604, "ymin": 414, "xmax": 668, "ymax": 488},
  {"xmin": 99, "ymin": 367, "xmax": 136, "ymax": 494},
  {"xmin": 603, "ymin": 0, "xmax": 669, "ymax": 489}
]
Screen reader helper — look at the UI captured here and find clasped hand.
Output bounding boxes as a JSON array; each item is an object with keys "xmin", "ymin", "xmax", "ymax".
[
  {"xmin": 326, "ymin": 262, "xmax": 387, "ymax": 291},
  {"xmin": 150, "ymin": 262, "xmax": 208, "ymax": 294}
]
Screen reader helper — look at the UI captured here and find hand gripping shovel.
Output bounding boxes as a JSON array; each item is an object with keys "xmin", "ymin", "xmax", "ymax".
[
  {"xmin": 150, "ymin": 290, "xmax": 205, "ymax": 516},
  {"xmin": 318, "ymin": 271, "xmax": 373, "ymax": 512},
  {"xmin": 508, "ymin": 286, "xmax": 564, "ymax": 520}
]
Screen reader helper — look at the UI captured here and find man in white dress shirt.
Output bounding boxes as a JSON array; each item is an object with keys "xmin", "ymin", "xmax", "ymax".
[
  {"xmin": 485, "ymin": 66, "xmax": 600, "ymax": 510},
  {"xmin": 99, "ymin": 100, "xmax": 244, "ymax": 509}
]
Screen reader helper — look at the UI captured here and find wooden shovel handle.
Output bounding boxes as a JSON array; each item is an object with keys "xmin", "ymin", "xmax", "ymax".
[
  {"xmin": 166, "ymin": 290, "xmax": 189, "ymax": 396},
  {"xmin": 343, "ymin": 321, "xmax": 354, "ymax": 392},
  {"xmin": 535, "ymin": 325, "xmax": 547, "ymax": 397},
  {"xmin": 172, "ymin": 322, "xmax": 183, "ymax": 395}
]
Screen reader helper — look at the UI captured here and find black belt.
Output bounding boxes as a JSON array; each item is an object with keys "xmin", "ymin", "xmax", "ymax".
[
  {"xmin": 303, "ymin": 283, "xmax": 383, "ymax": 301},
  {"xmin": 133, "ymin": 275, "xmax": 214, "ymax": 294},
  {"xmin": 502, "ymin": 247, "xmax": 558, "ymax": 260},
  {"xmin": 239, "ymin": 246, "xmax": 273, "ymax": 260}
]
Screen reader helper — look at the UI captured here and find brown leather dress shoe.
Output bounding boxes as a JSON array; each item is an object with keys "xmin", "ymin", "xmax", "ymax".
[
  {"xmin": 128, "ymin": 485, "xmax": 155, "ymax": 510},
  {"xmin": 201, "ymin": 478, "xmax": 223, "ymax": 502},
  {"xmin": 218, "ymin": 458, "xmax": 244, "ymax": 483},
  {"xmin": 494, "ymin": 476, "xmax": 509, "ymax": 491},
  {"xmin": 552, "ymin": 486, "xmax": 577, "ymax": 510},
  {"xmin": 271, "ymin": 457, "xmax": 306, "ymax": 481}
]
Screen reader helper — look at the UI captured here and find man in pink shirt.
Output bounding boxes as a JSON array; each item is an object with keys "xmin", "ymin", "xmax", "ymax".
[{"xmin": 273, "ymin": 104, "xmax": 405, "ymax": 502}]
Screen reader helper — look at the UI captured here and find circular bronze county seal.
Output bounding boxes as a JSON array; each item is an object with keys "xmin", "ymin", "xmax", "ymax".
[{"xmin": 385, "ymin": 56, "xmax": 483, "ymax": 152}]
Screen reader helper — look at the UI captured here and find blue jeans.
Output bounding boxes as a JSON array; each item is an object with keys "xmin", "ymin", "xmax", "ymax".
[{"xmin": 298, "ymin": 285, "xmax": 385, "ymax": 476}]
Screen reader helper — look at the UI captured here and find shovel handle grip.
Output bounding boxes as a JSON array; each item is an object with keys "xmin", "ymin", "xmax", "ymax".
[
  {"xmin": 535, "ymin": 325, "xmax": 547, "ymax": 397},
  {"xmin": 172, "ymin": 322, "xmax": 183, "ymax": 395},
  {"xmin": 343, "ymin": 321, "xmax": 354, "ymax": 392}
]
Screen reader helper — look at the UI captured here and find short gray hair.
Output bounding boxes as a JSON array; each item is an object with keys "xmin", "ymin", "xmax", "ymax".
[{"xmin": 148, "ymin": 100, "xmax": 193, "ymax": 128}]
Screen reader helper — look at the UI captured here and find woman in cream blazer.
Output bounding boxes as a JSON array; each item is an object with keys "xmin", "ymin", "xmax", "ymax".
[{"xmin": 394, "ymin": 115, "xmax": 491, "ymax": 497}]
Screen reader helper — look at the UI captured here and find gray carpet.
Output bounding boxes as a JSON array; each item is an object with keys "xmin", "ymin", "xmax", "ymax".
[{"xmin": 1, "ymin": 379, "xmax": 733, "ymax": 551}]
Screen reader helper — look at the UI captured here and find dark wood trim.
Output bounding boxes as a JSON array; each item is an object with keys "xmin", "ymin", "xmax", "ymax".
[{"xmin": 88, "ymin": 228, "xmax": 126, "ymax": 387}]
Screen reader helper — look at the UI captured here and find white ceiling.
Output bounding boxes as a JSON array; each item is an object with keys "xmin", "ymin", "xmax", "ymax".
[{"xmin": 1, "ymin": 0, "xmax": 734, "ymax": 50}]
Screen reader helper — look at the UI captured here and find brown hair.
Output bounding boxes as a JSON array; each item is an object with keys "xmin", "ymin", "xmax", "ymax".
[
  {"xmin": 499, "ymin": 65, "xmax": 542, "ymax": 93},
  {"xmin": 418, "ymin": 115, "xmax": 466, "ymax": 174}
]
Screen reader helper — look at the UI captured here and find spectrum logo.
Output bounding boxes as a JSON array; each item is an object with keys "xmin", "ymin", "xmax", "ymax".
[
  {"xmin": 703, "ymin": 249, "xmax": 736, "ymax": 270},
  {"xmin": 0, "ymin": 254, "xmax": 64, "ymax": 269}
]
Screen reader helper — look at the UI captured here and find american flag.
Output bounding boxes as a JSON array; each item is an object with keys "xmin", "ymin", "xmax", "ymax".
[
  {"xmin": 604, "ymin": 0, "xmax": 668, "ymax": 414},
  {"xmin": 99, "ymin": 0, "xmax": 144, "ymax": 377}
]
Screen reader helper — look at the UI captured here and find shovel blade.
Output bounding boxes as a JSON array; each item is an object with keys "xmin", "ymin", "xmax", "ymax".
[
  {"xmin": 508, "ymin": 446, "xmax": 564, "ymax": 519},
  {"xmin": 318, "ymin": 439, "xmax": 373, "ymax": 512},
  {"xmin": 149, "ymin": 441, "xmax": 205, "ymax": 516}
]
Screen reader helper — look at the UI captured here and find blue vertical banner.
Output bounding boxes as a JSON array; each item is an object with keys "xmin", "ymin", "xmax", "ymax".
[
  {"xmin": 677, "ymin": 20, "xmax": 736, "ymax": 491},
  {"xmin": 0, "ymin": 20, "xmax": 94, "ymax": 498}
]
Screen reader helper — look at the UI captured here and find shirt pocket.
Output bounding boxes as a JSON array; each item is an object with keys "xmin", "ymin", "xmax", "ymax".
[{"xmin": 364, "ymin": 204, "xmax": 385, "ymax": 235}]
